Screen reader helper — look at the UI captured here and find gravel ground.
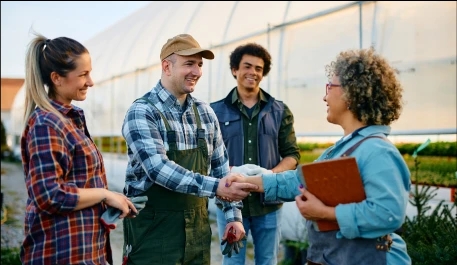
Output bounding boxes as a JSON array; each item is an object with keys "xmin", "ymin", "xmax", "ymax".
[{"xmin": 1, "ymin": 161, "xmax": 27, "ymax": 250}]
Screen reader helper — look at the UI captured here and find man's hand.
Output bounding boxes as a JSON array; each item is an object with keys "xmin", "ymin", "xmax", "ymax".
[
  {"xmin": 216, "ymin": 173, "xmax": 258, "ymax": 201},
  {"xmin": 221, "ymin": 170, "xmax": 265, "ymax": 195},
  {"xmin": 225, "ymin": 173, "xmax": 247, "ymax": 186},
  {"xmin": 222, "ymin": 221, "xmax": 246, "ymax": 242},
  {"xmin": 221, "ymin": 222, "xmax": 246, "ymax": 257}
]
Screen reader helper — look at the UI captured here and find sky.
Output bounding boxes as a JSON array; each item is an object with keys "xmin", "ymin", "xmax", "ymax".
[{"xmin": 1, "ymin": 1, "xmax": 152, "ymax": 78}]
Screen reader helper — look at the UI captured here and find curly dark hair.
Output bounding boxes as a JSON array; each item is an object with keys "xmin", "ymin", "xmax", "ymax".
[
  {"xmin": 229, "ymin": 43, "xmax": 272, "ymax": 79},
  {"xmin": 325, "ymin": 47, "xmax": 404, "ymax": 125}
]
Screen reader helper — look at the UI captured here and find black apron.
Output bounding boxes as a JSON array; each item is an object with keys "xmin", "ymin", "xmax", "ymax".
[{"xmin": 123, "ymin": 99, "xmax": 211, "ymax": 265}]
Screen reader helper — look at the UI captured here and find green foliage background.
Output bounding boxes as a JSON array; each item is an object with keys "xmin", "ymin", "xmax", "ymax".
[{"xmin": 296, "ymin": 143, "xmax": 457, "ymax": 188}]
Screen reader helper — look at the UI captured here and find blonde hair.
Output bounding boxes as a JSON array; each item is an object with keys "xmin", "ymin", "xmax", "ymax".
[
  {"xmin": 24, "ymin": 32, "xmax": 89, "ymax": 126},
  {"xmin": 24, "ymin": 34, "xmax": 62, "ymax": 122}
]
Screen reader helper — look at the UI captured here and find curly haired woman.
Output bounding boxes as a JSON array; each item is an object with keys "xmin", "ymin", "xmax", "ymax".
[{"xmin": 225, "ymin": 47, "xmax": 412, "ymax": 265}]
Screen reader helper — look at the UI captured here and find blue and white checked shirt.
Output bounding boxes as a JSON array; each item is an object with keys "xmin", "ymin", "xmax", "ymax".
[{"xmin": 122, "ymin": 81, "xmax": 242, "ymax": 222}]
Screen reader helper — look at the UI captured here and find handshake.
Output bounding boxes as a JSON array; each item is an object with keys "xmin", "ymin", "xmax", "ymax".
[{"xmin": 216, "ymin": 164, "xmax": 272, "ymax": 202}]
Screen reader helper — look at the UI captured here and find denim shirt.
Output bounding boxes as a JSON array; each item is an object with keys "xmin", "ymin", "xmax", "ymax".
[{"xmin": 262, "ymin": 125, "xmax": 412, "ymax": 264}]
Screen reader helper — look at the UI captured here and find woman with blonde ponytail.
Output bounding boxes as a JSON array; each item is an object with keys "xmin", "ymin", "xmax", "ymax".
[{"xmin": 20, "ymin": 33, "xmax": 138, "ymax": 265}]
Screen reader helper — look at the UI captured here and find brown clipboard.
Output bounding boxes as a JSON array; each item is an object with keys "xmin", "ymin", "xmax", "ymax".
[{"xmin": 297, "ymin": 156, "xmax": 366, "ymax": 231}]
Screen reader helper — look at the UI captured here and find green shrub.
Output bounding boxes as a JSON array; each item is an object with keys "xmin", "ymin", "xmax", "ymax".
[
  {"xmin": 298, "ymin": 146, "xmax": 457, "ymax": 187},
  {"xmin": 1, "ymin": 247, "xmax": 21, "ymax": 265},
  {"xmin": 298, "ymin": 152, "xmax": 321, "ymax": 164},
  {"xmin": 402, "ymin": 141, "xmax": 457, "ymax": 264},
  {"xmin": 92, "ymin": 136, "xmax": 127, "ymax": 153},
  {"xmin": 297, "ymin": 141, "xmax": 456, "ymax": 157},
  {"xmin": 403, "ymin": 195, "xmax": 457, "ymax": 264},
  {"xmin": 297, "ymin": 142, "xmax": 332, "ymax": 152},
  {"xmin": 396, "ymin": 141, "xmax": 456, "ymax": 157},
  {"xmin": 95, "ymin": 136, "xmax": 456, "ymax": 158},
  {"xmin": 403, "ymin": 155, "xmax": 457, "ymax": 187}
]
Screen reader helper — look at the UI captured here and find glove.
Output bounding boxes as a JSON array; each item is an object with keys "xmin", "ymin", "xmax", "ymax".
[
  {"xmin": 100, "ymin": 195, "xmax": 148, "ymax": 230},
  {"xmin": 231, "ymin": 164, "xmax": 273, "ymax": 177},
  {"xmin": 221, "ymin": 227, "xmax": 245, "ymax": 258}
]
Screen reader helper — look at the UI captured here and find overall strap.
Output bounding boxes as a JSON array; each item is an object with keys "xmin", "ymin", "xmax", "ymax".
[
  {"xmin": 136, "ymin": 97, "xmax": 172, "ymax": 130},
  {"xmin": 341, "ymin": 135, "xmax": 386, "ymax": 157},
  {"xmin": 191, "ymin": 103, "xmax": 205, "ymax": 140}
]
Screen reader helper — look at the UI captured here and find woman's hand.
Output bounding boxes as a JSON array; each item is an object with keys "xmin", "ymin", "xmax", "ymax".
[
  {"xmin": 295, "ymin": 186, "xmax": 335, "ymax": 221},
  {"xmin": 104, "ymin": 191, "xmax": 138, "ymax": 219}
]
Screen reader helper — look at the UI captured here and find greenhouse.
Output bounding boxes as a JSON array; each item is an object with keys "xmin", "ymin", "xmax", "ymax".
[
  {"xmin": 10, "ymin": 1, "xmax": 456, "ymax": 149},
  {"xmin": 4, "ymin": 2, "xmax": 456, "ymax": 264}
]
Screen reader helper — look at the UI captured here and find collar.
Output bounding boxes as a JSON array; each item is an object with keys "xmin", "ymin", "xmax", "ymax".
[
  {"xmin": 156, "ymin": 80, "xmax": 194, "ymax": 110},
  {"xmin": 337, "ymin": 125, "xmax": 391, "ymax": 145},
  {"xmin": 229, "ymin": 87, "xmax": 269, "ymax": 107},
  {"xmin": 50, "ymin": 99, "xmax": 82, "ymax": 116},
  {"xmin": 357, "ymin": 125, "xmax": 391, "ymax": 137}
]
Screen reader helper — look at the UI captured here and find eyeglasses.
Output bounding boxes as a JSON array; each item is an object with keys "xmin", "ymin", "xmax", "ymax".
[{"xmin": 326, "ymin": 82, "xmax": 342, "ymax": 95}]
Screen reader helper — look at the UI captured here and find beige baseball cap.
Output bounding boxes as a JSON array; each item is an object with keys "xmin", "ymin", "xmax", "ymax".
[{"xmin": 160, "ymin": 34, "xmax": 215, "ymax": 61}]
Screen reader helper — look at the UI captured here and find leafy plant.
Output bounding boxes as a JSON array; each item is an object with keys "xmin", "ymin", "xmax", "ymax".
[
  {"xmin": 402, "ymin": 139, "xmax": 457, "ymax": 264},
  {"xmin": 396, "ymin": 141, "xmax": 456, "ymax": 157},
  {"xmin": 297, "ymin": 142, "xmax": 332, "ymax": 152},
  {"xmin": 1, "ymin": 248, "xmax": 21, "ymax": 265},
  {"xmin": 298, "ymin": 142, "xmax": 457, "ymax": 187},
  {"xmin": 298, "ymin": 152, "xmax": 321, "ymax": 164}
]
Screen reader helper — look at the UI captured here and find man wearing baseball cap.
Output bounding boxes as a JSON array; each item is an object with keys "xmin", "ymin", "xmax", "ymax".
[{"xmin": 121, "ymin": 33, "xmax": 257, "ymax": 264}]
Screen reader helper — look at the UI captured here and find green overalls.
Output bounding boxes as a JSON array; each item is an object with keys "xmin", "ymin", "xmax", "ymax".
[{"xmin": 123, "ymin": 100, "xmax": 211, "ymax": 265}]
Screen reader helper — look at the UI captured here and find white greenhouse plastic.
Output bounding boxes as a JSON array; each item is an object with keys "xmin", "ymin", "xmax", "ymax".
[{"xmin": 10, "ymin": 1, "xmax": 456, "ymax": 146}]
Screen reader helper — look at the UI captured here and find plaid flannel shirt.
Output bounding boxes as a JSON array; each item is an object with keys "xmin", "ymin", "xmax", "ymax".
[
  {"xmin": 20, "ymin": 100, "xmax": 110, "ymax": 264},
  {"xmin": 122, "ymin": 81, "xmax": 242, "ymax": 222}
]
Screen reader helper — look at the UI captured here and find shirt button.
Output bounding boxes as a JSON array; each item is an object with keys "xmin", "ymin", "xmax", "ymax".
[
  {"xmin": 248, "ymin": 158, "xmax": 252, "ymax": 161},
  {"xmin": 249, "ymin": 123, "xmax": 251, "ymax": 126},
  {"xmin": 248, "ymin": 140, "xmax": 251, "ymax": 144}
]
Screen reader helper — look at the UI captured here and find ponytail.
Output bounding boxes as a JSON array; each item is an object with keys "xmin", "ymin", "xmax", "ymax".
[{"xmin": 23, "ymin": 31, "xmax": 89, "ymax": 128}]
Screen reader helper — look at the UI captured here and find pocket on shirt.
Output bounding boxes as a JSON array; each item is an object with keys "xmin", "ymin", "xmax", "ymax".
[{"xmin": 218, "ymin": 116, "xmax": 241, "ymax": 140}]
